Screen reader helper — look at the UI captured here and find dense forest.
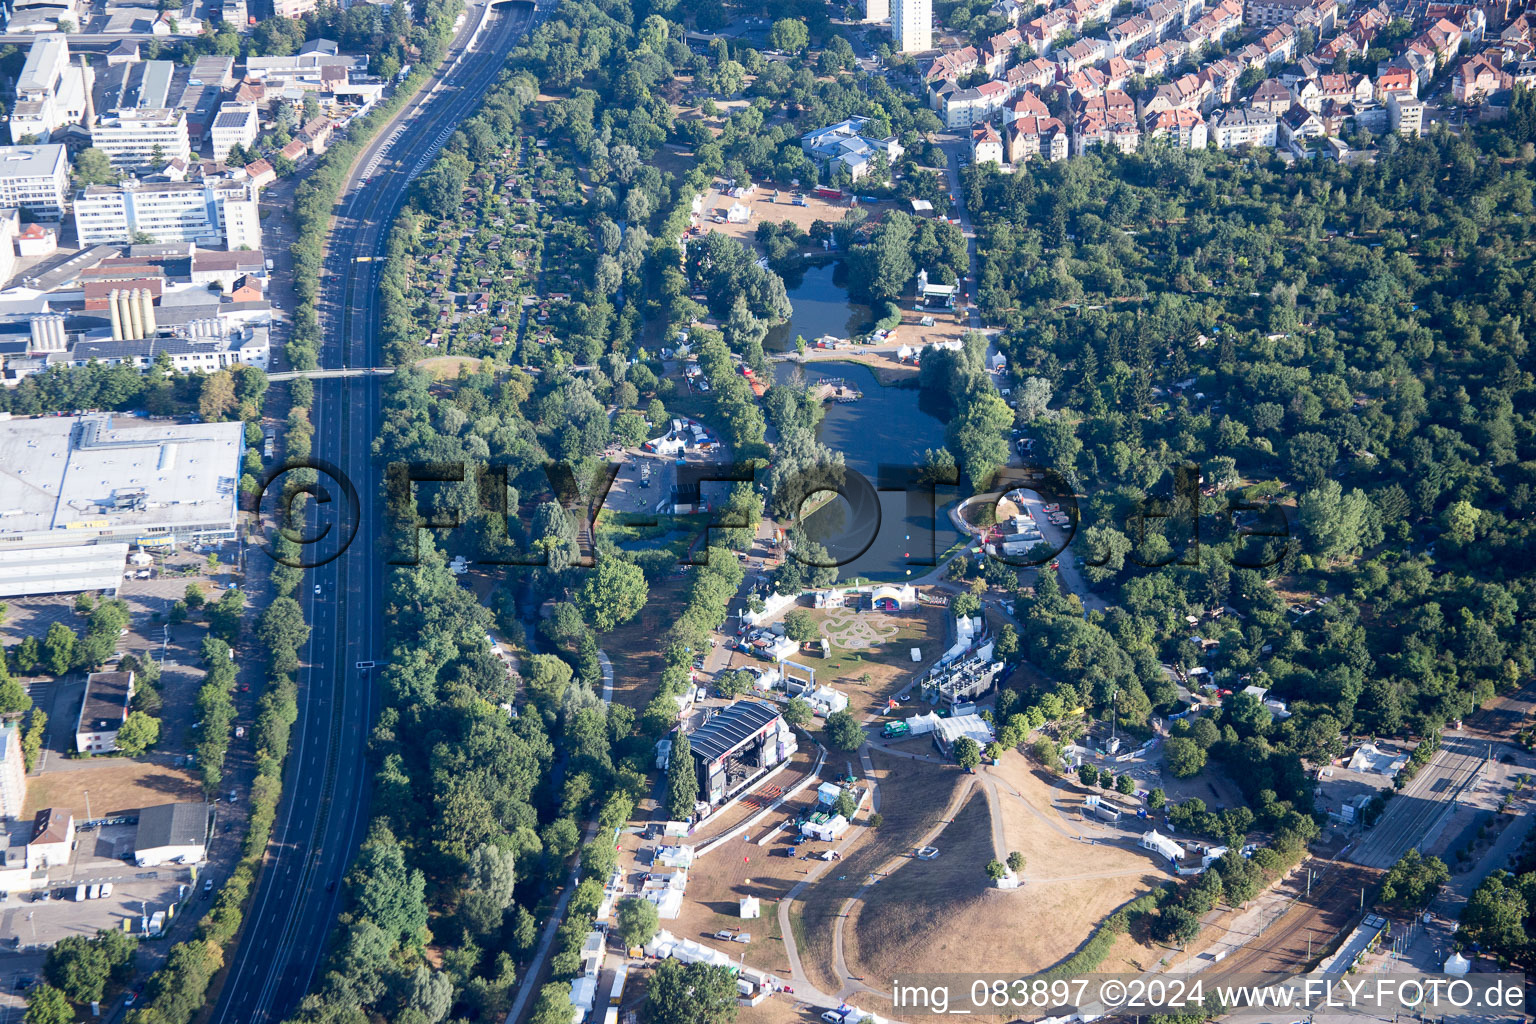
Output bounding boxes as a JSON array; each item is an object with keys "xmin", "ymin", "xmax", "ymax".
[{"xmin": 949, "ymin": 110, "xmax": 1536, "ymax": 840}]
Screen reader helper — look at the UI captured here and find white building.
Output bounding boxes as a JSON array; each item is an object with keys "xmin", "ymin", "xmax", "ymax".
[
  {"xmin": 1211, "ymin": 106, "xmax": 1278, "ymax": 148},
  {"xmin": 1387, "ymin": 91, "xmax": 1423, "ymax": 137},
  {"xmin": 209, "ymin": 103, "xmax": 259, "ymax": 163},
  {"xmin": 0, "ymin": 414, "xmax": 244, "ymax": 561},
  {"xmin": 26, "ymin": 808, "xmax": 73, "ymax": 870},
  {"xmin": 76, "ymin": 670, "xmax": 134, "ymax": 753},
  {"xmin": 8, "ymin": 35, "xmax": 93, "ymax": 142},
  {"xmin": 864, "ymin": 0, "xmax": 890, "ymax": 20},
  {"xmin": 0, "ymin": 144, "xmax": 68, "ymax": 218},
  {"xmin": 74, "ymin": 179, "xmax": 262, "ymax": 249},
  {"xmin": 892, "ymin": 0, "xmax": 932, "ymax": 51},
  {"xmin": 90, "ymin": 109, "xmax": 193, "ymax": 171},
  {"xmin": 0, "ymin": 725, "xmax": 26, "ymax": 820},
  {"xmin": 133, "ymin": 802, "xmax": 208, "ymax": 866}
]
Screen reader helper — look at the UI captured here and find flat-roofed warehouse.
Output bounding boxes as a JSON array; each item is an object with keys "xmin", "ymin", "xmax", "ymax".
[
  {"xmin": 0, "ymin": 414, "xmax": 243, "ymax": 596},
  {"xmin": 133, "ymin": 801, "xmax": 209, "ymax": 867},
  {"xmin": 686, "ymin": 700, "xmax": 797, "ymax": 808}
]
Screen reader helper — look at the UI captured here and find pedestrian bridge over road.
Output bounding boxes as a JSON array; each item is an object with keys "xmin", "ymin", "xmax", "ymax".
[{"xmin": 265, "ymin": 367, "xmax": 397, "ymax": 382}]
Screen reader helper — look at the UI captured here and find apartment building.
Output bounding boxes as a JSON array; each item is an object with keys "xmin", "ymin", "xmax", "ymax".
[
  {"xmin": 893, "ymin": 0, "xmax": 933, "ymax": 51},
  {"xmin": 210, "ymin": 103, "xmax": 260, "ymax": 163},
  {"xmin": 1146, "ymin": 107, "xmax": 1208, "ymax": 147},
  {"xmin": 1211, "ymin": 105, "xmax": 1279, "ymax": 147},
  {"xmin": 8, "ymin": 34, "xmax": 93, "ymax": 142},
  {"xmin": 90, "ymin": 109, "xmax": 193, "ymax": 170},
  {"xmin": 1007, "ymin": 115, "xmax": 1069, "ymax": 161},
  {"xmin": 0, "ymin": 144, "xmax": 68, "ymax": 219},
  {"xmin": 74, "ymin": 179, "xmax": 262, "ymax": 249},
  {"xmin": 1387, "ymin": 91, "xmax": 1425, "ymax": 135}
]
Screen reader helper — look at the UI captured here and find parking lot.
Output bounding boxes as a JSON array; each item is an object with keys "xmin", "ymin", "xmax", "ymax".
[{"xmin": 0, "ymin": 873, "xmax": 191, "ymax": 952}]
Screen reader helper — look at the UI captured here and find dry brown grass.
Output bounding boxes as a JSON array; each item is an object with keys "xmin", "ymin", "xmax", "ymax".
[
  {"xmin": 24, "ymin": 758, "xmax": 202, "ymax": 818},
  {"xmin": 413, "ymin": 355, "xmax": 492, "ymax": 378},
  {"xmin": 792, "ymin": 752, "xmax": 966, "ymax": 996},
  {"xmin": 836, "ymin": 752, "xmax": 1164, "ymax": 1004},
  {"xmin": 699, "ymin": 185, "xmax": 861, "ymax": 249}
]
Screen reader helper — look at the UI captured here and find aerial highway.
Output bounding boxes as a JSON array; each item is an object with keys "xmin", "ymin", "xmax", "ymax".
[{"xmin": 208, "ymin": 4, "xmax": 539, "ymax": 1022}]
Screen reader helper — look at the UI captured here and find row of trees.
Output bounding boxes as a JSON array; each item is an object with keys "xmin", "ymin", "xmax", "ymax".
[{"xmin": 119, "ymin": 388, "xmax": 313, "ymax": 1024}]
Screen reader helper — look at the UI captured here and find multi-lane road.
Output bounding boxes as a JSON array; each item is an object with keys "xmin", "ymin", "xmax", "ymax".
[{"xmin": 208, "ymin": 5, "xmax": 539, "ymax": 1023}]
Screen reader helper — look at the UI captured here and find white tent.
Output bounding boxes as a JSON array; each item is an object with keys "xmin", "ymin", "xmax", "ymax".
[
  {"xmin": 933, "ymin": 714, "xmax": 994, "ymax": 754},
  {"xmin": 727, "ymin": 202, "xmax": 751, "ymax": 223},
  {"xmin": 800, "ymin": 814, "xmax": 849, "ymax": 842},
  {"xmin": 1444, "ymin": 952, "xmax": 1471, "ymax": 976},
  {"xmin": 907, "ymin": 711, "xmax": 942, "ymax": 736},
  {"xmin": 656, "ymin": 844, "xmax": 694, "ymax": 868},
  {"xmin": 817, "ymin": 782, "xmax": 844, "ymax": 805},
  {"xmin": 644, "ymin": 930, "xmax": 678, "ymax": 958},
  {"xmin": 740, "ymin": 896, "xmax": 761, "ymax": 919},
  {"xmin": 1140, "ymin": 830, "xmax": 1183, "ymax": 863},
  {"xmin": 808, "ymin": 685, "xmax": 849, "ymax": 716}
]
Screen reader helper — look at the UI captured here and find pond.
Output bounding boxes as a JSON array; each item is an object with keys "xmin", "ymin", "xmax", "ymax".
[
  {"xmin": 773, "ymin": 361, "xmax": 966, "ymax": 582},
  {"xmin": 764, "ymin": 262, "xmax": 873, "ymax": 353}
]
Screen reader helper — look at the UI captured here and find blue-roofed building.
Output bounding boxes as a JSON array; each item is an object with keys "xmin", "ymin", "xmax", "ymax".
[{"xmin": 800, "ymin": 116, "xmax": 905, "ymax": 181}]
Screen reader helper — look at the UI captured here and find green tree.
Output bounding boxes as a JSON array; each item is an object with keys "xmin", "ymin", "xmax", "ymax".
[
  {"xmin": 45, "ymin": 930, "xmax": 137, "ymax": 1004},
  {"xmin": 1007, "ymin": 850, "xmax": 1026, "ymax": 873},
  {"xmin": 22, "ymin": 710, "xmax": 46, "ymax": 770},
  {"xmin": 184, "ymin": 582, "xmax": 206, "ymax": 610},
  {"xmin": 0, "ymin": 669, "xmax": 32, "ymax": 718},
  {"xmin": 666, "ymin": 729, "xmax": 697, "ymax": 820},
  {"xmin": 1116, "ymin": 774, "xmax": 1136, "ymax": 795},
  {"xmin": 767, "ymin": 17, "xmax": 808, "ymax": 52},
  {"xmin": 43, "ymin": 623, "xmax": 75, "ymax": 676},
  {"xmin": 15, "ymin": 636, "xmax": 39, "ymax": 674},
  {"xmin": 71, "ymin": 148, "xmax": 117, "ymax": 186},
  {"xmin": 1380, "ymin": 849, "xmax": 1449, "ymax": 910},
  {"xmin": 577, "ymin": 557, "xmax": 649, "ymax": 632},
  {"xmin": 643, "ymin": 960, "xmax": 739, "ymax": 1024},
  {"xmin": 1148, "ymin": 787, "xmax": 1167, "ymax": 810},
  {"xmin": 24, "ymin": 984, "xmax": 73, "ymax": 1024},
  {"xmin": 1078, "ymin": 763, "xmax": 1099, "ymax": 787},
  {"xmin": 985, "ymin": 858, "xmax": 1007, "ymax": 880},
  {"xmin": 953, "ymin": 736, "xmax": 981, "ymax": 771},
  {"xmin": 1165, "ymin": 737, "xmax": 1206, "ymax": 778},
  {"xmin": 783, "ymin": 697, "xmax": 813, "ymax": 728},
  {"xmin": 825, "ymin": 709, "xmax": 865, "ymax": 751},
  {"xmin": 347, "ymin": 823, "xmax": 429, "ymax": 949},
  {"xmin": 1460, "ymin": 870, "xmax": 1528, "ymax": 951},
  {"xmin": 782, "ymin": 609, "xmax": 819, "ymax": 643},
  {"xmin": 529, "ymin": 983, "xmax": 575, "ymax": 1024},
  {"xmin": 256, "ymin": 597, "xmax": 308, "ymax": 675},
  {"xmin": 615, "ymin": 896, "xmax": 660, "ymax": 949},
  {"xmin": 114, "ymin": 711, "xmax": 161, "ymax": 756}
]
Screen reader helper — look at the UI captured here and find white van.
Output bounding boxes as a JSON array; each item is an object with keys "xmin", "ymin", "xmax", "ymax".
[
  {"xmin": 99, "ymin": 883, "xmax": 113, "ymax": 899},
  {"xmin": 87, "ymin": 884, "xmax": 101, "ymax": 900}
]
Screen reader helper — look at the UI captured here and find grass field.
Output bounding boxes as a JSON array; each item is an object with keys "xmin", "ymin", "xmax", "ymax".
[{"xmin": 24, "ymin": 758, "xmax": 203, "ymax": 819}]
